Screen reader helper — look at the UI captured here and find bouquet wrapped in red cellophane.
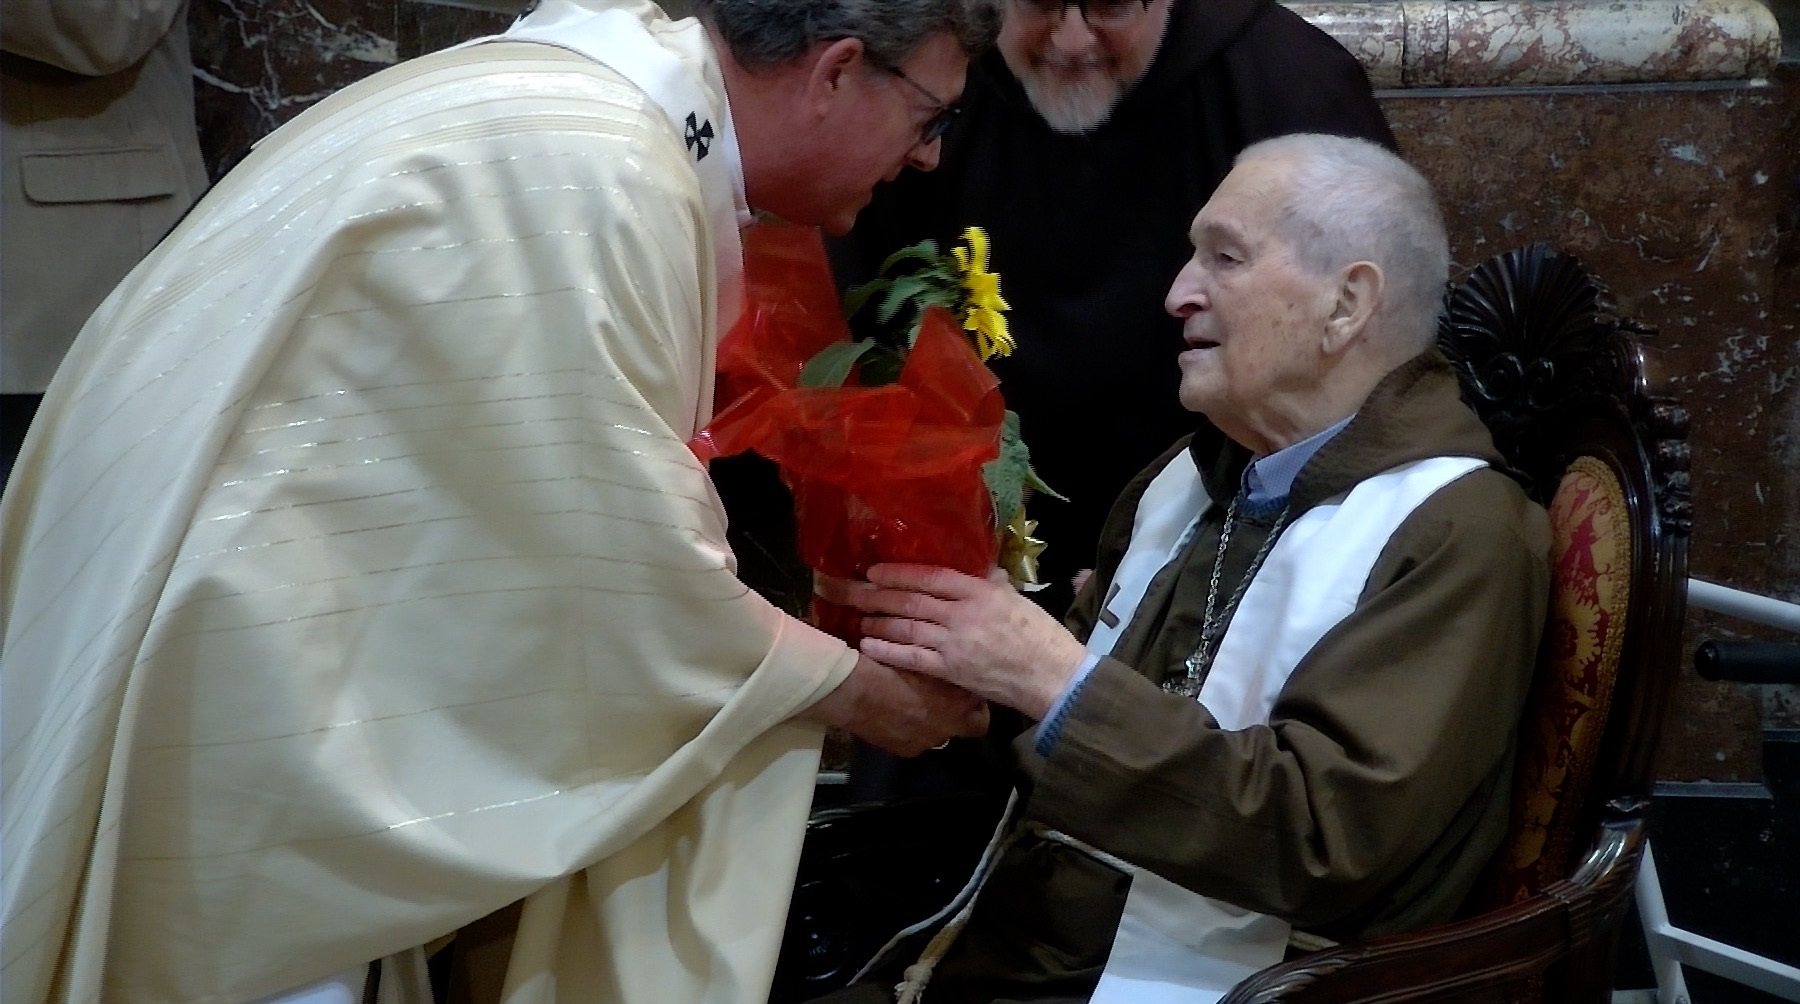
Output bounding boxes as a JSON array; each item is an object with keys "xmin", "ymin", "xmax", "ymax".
[{"xmin": 691, "ymin": 220, "xmax": 1052, "ymax": 644}]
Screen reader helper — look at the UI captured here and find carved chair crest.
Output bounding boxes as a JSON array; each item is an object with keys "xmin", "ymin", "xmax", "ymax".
[{"xmin": 1437, "ymin": 243, "xmax": 1691, "ymax": 535}]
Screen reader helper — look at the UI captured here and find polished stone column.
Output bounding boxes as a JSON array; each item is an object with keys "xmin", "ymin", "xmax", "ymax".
[{"xmin": 1290, "ymin": 0, "xmax": 1782, "ymax": 87}]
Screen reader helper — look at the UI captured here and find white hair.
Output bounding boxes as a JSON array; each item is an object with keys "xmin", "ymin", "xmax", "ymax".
[{"xmin": 1237, "ymin": 133, "xmax": 1449, "ymax": 355}]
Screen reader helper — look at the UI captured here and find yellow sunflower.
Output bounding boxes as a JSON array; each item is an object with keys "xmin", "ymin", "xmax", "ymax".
[{"xmin": 950, "ymin": 226, "xmax": 1014, "ymax": 361}]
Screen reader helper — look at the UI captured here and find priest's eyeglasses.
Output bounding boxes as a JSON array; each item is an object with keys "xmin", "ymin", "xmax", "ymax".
[
  {"xmin": 884, "ymin": 65, "xmax": 961, "ymax": 146},
  {"xmin": 1012, "ymin": 0, "xmax": 1153, "ymax": 30}
]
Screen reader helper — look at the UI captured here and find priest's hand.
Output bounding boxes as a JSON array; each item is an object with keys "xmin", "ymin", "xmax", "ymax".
[
  {"xmin": 801, "ymin": 654, "xmax": 990, "ymax": 757},
  {"xmin": 823, "ymin": 564, "xmax": 1089, "ymax": 721}
]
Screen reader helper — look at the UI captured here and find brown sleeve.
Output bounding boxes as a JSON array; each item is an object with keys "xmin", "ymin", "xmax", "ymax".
[{"xmin": 1023, "ymin": 472, "xmax": 1550, "ymax": 928}]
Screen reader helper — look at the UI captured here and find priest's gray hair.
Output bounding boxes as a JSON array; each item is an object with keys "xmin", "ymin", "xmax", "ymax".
[
  {"xmin": 1239, "ymin": 133, "xmax": 1450, "ymax": 356},
  {"xmin": 695, "ymin": 0, "xmax": 1001, "ymax": 71}
]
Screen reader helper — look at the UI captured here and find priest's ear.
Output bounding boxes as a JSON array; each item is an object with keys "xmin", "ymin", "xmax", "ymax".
[
  {"xmin": 1322, "ymin": 260, "xmax": 1384, "ymax": 356},
  {"xmin": 806, "ymin": 37, "xmax": 869, "ymax": 117}
]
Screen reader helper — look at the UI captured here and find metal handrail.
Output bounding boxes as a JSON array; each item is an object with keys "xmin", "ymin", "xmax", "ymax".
[
  {"xmin": 1687, "ymin": 578, "xmax": 1800, "ymax": 634},
  {"xmin": 1635, "ymin": 579, "xmax": 1799, "ymax": 1002},
  {"xmin": 1637, "ymin": 843, "xmax": 1800, "ymax": 1003}
]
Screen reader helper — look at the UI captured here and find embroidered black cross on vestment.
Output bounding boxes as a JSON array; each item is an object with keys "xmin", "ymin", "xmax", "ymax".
[{"xmin": 684, "ymin": 112, "xmax": 714, "ymax": 160}]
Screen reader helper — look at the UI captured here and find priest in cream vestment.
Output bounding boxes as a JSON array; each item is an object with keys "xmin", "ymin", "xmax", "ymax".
[{"xmin": 0, "ymin": 2, "xmax": 999, "ymax": 1002}]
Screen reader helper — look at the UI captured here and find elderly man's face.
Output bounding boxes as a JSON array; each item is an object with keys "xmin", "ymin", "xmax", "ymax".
[
  {"xmin": 1164, "ymin": 155, "xmax": 1340, "ymax": 455},
  {"xmin": 998, "ymin": 0, "xmax": 1175, "ymax": 133}
]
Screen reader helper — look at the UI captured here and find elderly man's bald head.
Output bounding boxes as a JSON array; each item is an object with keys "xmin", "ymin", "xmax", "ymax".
[
  {"xmin": 1164, "ymin": 134, "xmax": 1450, "ymax": 455},
  {"xmin": 1234, "ymin": 134, "xmax": 1450, "ymax": 359}
]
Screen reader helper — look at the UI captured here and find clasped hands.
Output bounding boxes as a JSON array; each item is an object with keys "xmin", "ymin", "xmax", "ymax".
[{"xmin": 806, "ymin": 566, "xmax": 1089, "ymax": 756}]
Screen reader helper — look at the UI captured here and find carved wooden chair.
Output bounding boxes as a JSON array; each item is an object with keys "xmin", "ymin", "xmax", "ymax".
[
  {"xmin": 1220, "ymin": 243, "xmax": 1692, "ymax": 1003},
  {"xmin": 771, "ymin": 245, "xmax": 1693, "ymax": 1004}
]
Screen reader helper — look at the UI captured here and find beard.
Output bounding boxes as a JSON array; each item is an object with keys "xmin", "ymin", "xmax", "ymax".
[{"xmin": 1013, "ymin": 62, "xmax": 1129, "ymax": 134}]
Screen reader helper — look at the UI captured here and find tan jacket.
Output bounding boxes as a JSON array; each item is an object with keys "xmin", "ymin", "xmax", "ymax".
[{"xmin": 1, "ymin": 0, "xmax": 208, "ymax": 393}]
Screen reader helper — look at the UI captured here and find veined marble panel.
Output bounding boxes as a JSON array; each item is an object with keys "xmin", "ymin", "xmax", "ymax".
[
  {"xmin": 189, "ymin": 0, "xmax": 403, "ymax": 178},
  {"xmin": 1387, "ymin": 66, "xmax": 1800, "ymax": 772},
  {"xmin": 1288, "ymin": 0, "xmax": 1783, "ymax": 87}
]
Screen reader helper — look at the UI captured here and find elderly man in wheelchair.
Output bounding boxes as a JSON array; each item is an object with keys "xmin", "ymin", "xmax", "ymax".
[{"xmin": 813, "ymin": 132, "xmax": 1554, "ymax": 1004}]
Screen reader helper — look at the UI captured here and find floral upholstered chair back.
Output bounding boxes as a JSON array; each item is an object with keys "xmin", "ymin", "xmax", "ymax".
[
  {"xmin": 1437, "ymin": 244, "xmax": 1692, "ymax": 912},
  {"xmin": 1483, "ymin": 453, "xmax": 1633, "ymax": 904}
]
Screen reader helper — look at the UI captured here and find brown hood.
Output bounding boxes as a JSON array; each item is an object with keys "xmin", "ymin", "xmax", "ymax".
[{"xmin": 1189, "ymin": 349, "xmax": 1519, "ymax": 516}]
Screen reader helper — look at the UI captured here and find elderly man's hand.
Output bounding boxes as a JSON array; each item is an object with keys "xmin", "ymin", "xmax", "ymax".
[
  {"xmin": 821, "ymin": 565, "xmax": 1089, "ymax": 721},
  {"xmin": 802, "ymin": 654, "xmax": 990, "ymax": 757}
]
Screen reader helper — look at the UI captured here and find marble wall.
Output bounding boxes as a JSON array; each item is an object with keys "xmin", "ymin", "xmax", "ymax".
[
  {"xmin": 1387, "ymin": 73, "xmax": 1800, "ymax": 779},
  {"xmin": 188, "ymin": 0, "xmax": 523, "ymax": 178},
  {"xmin": 184, "ymin": 0, "xmax": 1799, "ymax": 782}
]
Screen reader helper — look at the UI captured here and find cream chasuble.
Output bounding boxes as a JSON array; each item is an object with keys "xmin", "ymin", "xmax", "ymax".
[{"xmin": 0, "ymin": 4, "xmax": 855, "ymax": 1003}]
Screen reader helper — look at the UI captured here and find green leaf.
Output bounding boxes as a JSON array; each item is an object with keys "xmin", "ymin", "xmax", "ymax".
[
  {"xmin": 842, "ymin": 278, "xmax": 890, "ymax": 321},
  {"xmin": 874, "ymin": 239, "xmax": 940, "ymax": 278},
  {"xmin": 983, "ymin": 412, "xmax": 1029, "ymax": 524},
  {"xmin": 912, "ymin": 272, "xmax": 961, "ymax": 312},
  {"xmin": 983, "ymin": 411, "xmax": 1066, "ymax": 523},
  {"xmin": 856, "ymin": 345, "xmax": 907, "ymax": 386},
  {"xmin": 877, "ymin": 275, "xmax": 933, "ymax": 325},
  {"xmin": 1025, "ymin": 463, "xmax": 1066, "ymax": 501},
  {"xmin": 798, "ymin": 340, "xmax": 880, "ymax": 388}
]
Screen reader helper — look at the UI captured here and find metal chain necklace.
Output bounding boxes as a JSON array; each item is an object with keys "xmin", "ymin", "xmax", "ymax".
[{"xmin": 1163, "ymin": 495, "xmax": 1291, "ymax": 699}]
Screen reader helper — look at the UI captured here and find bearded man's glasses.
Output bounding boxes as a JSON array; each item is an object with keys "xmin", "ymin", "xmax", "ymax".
[{"xmin": 1012, "ymin": 0, "xmax": 1154, "ymax": 31}]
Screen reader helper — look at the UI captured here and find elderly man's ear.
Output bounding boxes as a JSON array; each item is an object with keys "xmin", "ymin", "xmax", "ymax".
[{"xmin": 1321, "ymin": 260, "xmax": 1385, "ymax": 356}]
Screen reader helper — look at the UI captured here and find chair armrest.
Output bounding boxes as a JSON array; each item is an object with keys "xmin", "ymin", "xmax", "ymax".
[{"xmin": 1219, "ymin": 804, "xmax": 1648, "ymax": 1004}]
